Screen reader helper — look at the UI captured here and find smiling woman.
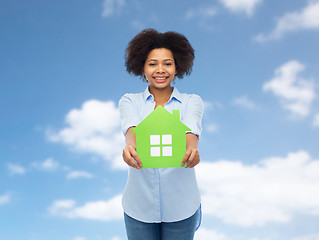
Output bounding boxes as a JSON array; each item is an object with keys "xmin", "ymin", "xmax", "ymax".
[{"xmin": 119, "ymin": 29, "xmax": 204, "ymax": 240}]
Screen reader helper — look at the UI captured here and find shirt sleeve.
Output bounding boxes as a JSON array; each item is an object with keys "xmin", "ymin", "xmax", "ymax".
[
  {"xmin": 182, "ymin": 94, "xmax": 204, "ymax": 138},
  {"xmin": 118, "ymin": 94, "xmax": 141, "ymax": 136}
]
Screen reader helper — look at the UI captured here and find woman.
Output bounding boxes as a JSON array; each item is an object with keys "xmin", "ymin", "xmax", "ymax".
[{"xmin": 118, "ymin": 28, "xmax": 203, "ymax": 240}]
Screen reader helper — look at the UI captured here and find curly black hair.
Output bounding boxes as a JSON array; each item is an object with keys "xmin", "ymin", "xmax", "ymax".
[{"xmin": 125, "ymin": 28, "xmax": 195, "ymax": 80}]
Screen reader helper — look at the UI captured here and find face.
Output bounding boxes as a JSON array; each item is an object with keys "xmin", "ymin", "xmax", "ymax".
[{"xmin": 143, "ymin": 48, "xmax": 176, "ymax": 91}]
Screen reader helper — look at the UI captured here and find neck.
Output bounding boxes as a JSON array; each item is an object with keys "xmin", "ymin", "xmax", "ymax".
[{"xmin": 149, "ymin": 86, "xmax": 173, "ymax": 107}]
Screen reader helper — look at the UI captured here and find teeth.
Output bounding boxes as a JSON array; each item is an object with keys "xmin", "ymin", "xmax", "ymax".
[{"xmin": 154, "ymin": 77, "xmax": 167, "ymax": 80}]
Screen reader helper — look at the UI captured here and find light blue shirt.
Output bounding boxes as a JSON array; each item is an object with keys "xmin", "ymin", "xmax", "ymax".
[{"xmin": 118, "ymin": 86, "xmax": 203, "ymax": 223}]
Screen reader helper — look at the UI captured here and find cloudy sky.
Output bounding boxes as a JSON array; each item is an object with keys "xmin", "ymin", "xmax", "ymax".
[{"xmin": 1, "ymin": 0, "xmax": 319, "ymax": 239}]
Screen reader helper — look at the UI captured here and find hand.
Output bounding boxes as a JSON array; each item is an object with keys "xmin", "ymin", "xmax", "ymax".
[
  {"xmin": 122, "ymin": 145, "xmax": 143, "ymax": 170},
  {"xmin": 181, "ymin": 147, "xmax": 200, "ymax": 168}
]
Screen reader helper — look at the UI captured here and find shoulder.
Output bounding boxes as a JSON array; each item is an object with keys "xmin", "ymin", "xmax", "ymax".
[
  {"xmin": 178, "ymin": 91, "xmax": 203, "ymax": 105},
  {"xmin": 178, "ymin": 92, "xmax": 204, "ymax": 116},
  {"xmin": 119, "ymin": 92, "xmax": 144, "ymax": 105},
  {"xmin": 120, "ymin": 92, "xmax": 144, "ymax": 99}
]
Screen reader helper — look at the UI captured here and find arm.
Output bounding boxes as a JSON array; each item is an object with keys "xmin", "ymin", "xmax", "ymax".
[
  {"xmin": 180, "ymin": 95, "xmax": 203, "ymax": 168},
  {"xmin": 122, "ymin": 127, "xmax": 143, "ymax": 170},
  {"xmin": 118, "ymin": 95, "xmax": 143, "ymax": 170},
  {"xmin": 181, "ymin": 133, "xmax": 200, "ymax": 168}
]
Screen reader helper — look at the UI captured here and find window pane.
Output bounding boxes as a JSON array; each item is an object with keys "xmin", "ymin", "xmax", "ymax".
[
  {"xmin": 150, "ymin": 135, "xmax": 160, "ymax": 145},
  {"xmin": 162, "ymin": 146, "xmax": 172, "ymax": 156},
  {"xmin": 162, "ymin": 134, "xmax": 172, "ymax": 145},
  {"xmin": 151, "ymin": 147, "xmax": 161, "ymax": 157}
]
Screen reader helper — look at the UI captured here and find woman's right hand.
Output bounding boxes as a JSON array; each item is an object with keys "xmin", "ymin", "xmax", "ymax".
[{"xmin": 122, "ymin": 145, "xmax": 143, "ymax": 170}]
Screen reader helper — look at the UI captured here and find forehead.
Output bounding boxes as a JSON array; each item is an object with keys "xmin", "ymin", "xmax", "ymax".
[{"xmin": 146, "ymin": 48, "xmax": 174, "ymax": 61}]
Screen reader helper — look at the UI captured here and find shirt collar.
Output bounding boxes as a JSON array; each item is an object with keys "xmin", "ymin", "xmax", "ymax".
[{"xmin": 143, "ymin": 86, "xmax": 182, "ymax": 103}]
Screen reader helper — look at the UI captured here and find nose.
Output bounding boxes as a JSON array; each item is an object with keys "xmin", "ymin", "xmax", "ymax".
[{"xmin": 156, "ymin": 64, "xmax": 165, "ymax": 73}]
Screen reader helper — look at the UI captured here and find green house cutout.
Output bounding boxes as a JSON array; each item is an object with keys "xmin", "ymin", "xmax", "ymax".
[{"xmin": 131, "ymin": 105, "xmax": 191, "ymax": 168}]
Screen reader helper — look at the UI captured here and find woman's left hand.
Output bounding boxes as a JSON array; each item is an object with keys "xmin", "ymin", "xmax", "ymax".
[
  {"xmin": 181, "ymin": 146, "xmax": 200, "ymax": 168},
  {"xmin": 181, "ymin": 133, "xmax": 200, "ymax": 168}
]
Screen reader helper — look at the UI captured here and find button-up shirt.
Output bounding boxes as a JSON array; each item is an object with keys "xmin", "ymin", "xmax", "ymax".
[{"xmin": 118, "ymin": 86, "xmax": 203, "ymax": 223}]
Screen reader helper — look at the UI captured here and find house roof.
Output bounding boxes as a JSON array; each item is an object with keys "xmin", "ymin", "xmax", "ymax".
[{"xmin": 131, "ymin": 105, "xmax": 191, "ymax": 134}]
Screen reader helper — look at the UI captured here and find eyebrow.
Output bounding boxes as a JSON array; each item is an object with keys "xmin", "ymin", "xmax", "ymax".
[{"xmin": 146, "ymin": 59, "xmax": 174, "ymax": 62}]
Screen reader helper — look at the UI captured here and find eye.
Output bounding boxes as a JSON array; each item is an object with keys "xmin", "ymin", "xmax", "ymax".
[
  {"xmin": 149, "ymin": 63, "xmax": 156, "ymax": 66},
  {"xmin": 165, "ymin": 62, "xmax": 173, "ymax": 66}
]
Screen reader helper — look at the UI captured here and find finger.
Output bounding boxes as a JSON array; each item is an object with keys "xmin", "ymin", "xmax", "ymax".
[
  {"xmin": 186, "ymin": 150, "xmax": 196, "ymax": 168},
  {"xmin": 192, "ymin": 154, "xmax": 200, "ymax": 168},
  {"xmin": 123, "ymin": 149, "xmax": 141, "ymax": 170},
  {"xmin": 187, "ymin": 151, "xmax": 199, "ymax": 168},
  {"xmin": 130, "ymin": 149, "xmax": 142, "ymax": 168},
  {"xmin": 181, "ymin": 150, "xmax": 191, "ymax": 166},
  {"xmin": 196, "ymin": 156, "xmax": 200, "ymax": 167},
  {"xmin": 126, "ymin": 156, "xmax": 140, "ymax": 169},
  {"xmin": 129, "ymin": 158, "xmax": 141, "ymax": 169},
  {"xmin": 187, "ymin": 158, "xmax": 198, "ymax": 168}
]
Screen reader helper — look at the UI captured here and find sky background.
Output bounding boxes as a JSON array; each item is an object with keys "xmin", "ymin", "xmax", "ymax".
[{"xmin": 1, "ymin": 0, "xmax": 319, "ymax": 239}]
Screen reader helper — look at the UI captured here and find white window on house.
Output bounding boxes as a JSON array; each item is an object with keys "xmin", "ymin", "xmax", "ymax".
[
  {"xmin": 150, "ymin": 134, "xmax": 172, "ymax": 157},
  {"xmin": 150, "ymin": 146, "xmax": 161, "ymax": 157}
]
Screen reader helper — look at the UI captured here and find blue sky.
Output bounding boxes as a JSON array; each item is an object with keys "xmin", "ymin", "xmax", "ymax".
[{"xmin": 1, "ymin": 0, "xmax": 319, "ymax": 239}]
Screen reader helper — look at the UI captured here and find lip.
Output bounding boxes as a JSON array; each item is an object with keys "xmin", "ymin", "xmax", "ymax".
[{"xmin": 153, "ymin": 76, "xmax": 169, "ymax": 83}]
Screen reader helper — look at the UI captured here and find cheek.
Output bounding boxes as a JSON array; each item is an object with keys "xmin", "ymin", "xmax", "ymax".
[
  {"xmin": 144, "ymin": 67, "xmax": 152, "ymax": 76},
  {"xmin": 171, "ymin": 66, "xmax": 176, "ymax": 74}
]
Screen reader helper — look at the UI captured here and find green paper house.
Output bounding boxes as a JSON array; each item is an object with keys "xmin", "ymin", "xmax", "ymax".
[{"xmin": 131, "ymin": 105, "xmax": 191, "ymax": 168}]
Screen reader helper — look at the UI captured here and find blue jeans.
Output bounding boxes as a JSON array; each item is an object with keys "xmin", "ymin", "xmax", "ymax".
[{"xmin": 124, "ymin": 207, "xmax": 201, "ymax": 240}]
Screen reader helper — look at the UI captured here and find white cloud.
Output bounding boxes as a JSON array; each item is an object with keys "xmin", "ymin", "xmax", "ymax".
[
  {"xmin": 313, "ymin": 114, "xmax": 319, "ymax": 127},
  {"xmin": 7, "ymin": 163, "xmax": 26, "ymax": 175},
  {"xmin": 49, "ymin": 199, "xmax": 78, "ymax": 216},
  {"xmin": 74, "ymin": 237, "xmax": 86, "ymax": 240},
  {"xmin": 219, "ymin": 0, "xmax": 262, "ymax": 16},
  {"xmin": 185, "ymin": 5, "xmax": 218, "ymax": 30},
  {"xmin": 255, "ymin": 1, "xmax": 319, "ymax": 42},
  {"xmin": 291, "ymin": 234, "xmax": 319, "ymax": 240},
  {"xmin": 110, "ymin": 237, "xmax": 123, "ymax": 240},
  {"xmin": 195, "ymin": 228, "xmax": 228, "ymax": 240},
  {"xmin": 232, "ymin": 95, "xmax": 256, "ymax": 109},
  {"xmin": 206, "ymin": 124, "xmax": 219, "ymax": 133},
  {"xmin": 47, "ymin": 100, "xmax": 126, "ymax": 170},
  {"xmin": 196, "ymin": 150, "xmax": 319, "ymax": 226},
  {"xmin": 32, "ymin": 158, "xmax": 59, "ymax": 171},
  {"xmin": 186, "ymin": 5, "xmax": 218, "ymax": 19},
  {"xmin": 203, "ymin": 100, "xmax": 213, "ymax": 111},
  {"xmin": 0, "ymin": 194, "xmax": 11, "ymax": 205},
  {"xmin": 130, "ymin": 20, "xmax": 145, "ymax": 30},
  {"xmin": 263, "ymin": 60, "xmax": 315, "ymax": 117},
  {"xmin": 49, "ymin": 194, "xmax": 123, "ymax": 221},
  {"xmin": 203, "ymin": 100, "xmax": 223, "ymax": 111},
  {"xmin": 66, "ymin": 171, "xmax": 94, "ymax": 180},
  {"xmin": 102, "ymin": 0, "xmax": 125, "ymax": 17},
  {"xmin": 203, "ymin": 101, "xmax": 220, "ymax": 133}
]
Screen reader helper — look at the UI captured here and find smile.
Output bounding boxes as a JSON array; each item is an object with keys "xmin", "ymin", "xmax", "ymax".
[{"xmin": 153, "ymin": 76, "xmax": 169, "ymax": 83}]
